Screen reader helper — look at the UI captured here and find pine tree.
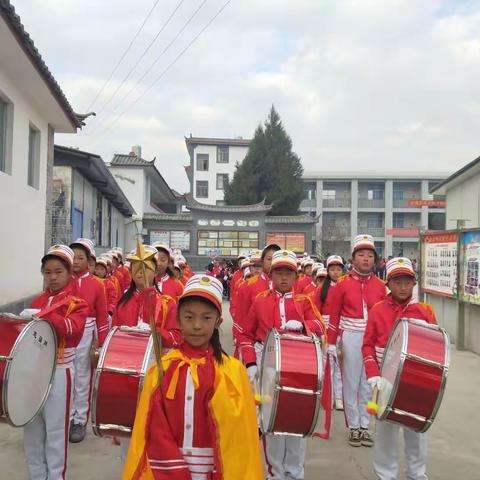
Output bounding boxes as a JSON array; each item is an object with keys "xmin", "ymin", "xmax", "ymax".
[{"xmin": 224, "ymin": 106, "xmax": 304, "ymax": 215}]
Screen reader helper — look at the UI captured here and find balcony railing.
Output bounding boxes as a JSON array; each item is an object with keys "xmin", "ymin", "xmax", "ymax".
[
  {"xmin": 323, "ymin": 197, "xmax": 351, "ymax": 208},
  {"xmin": 300, "ymin": 198, "xmax": 316, "ymax": 208},
  {"xmin": 393, "ymin": 198, "xmax": 421, "ymax": 208},
  {"xmin": 358, "ymin": 198, "xmax": 385, "ymax": 208},
  {"xmin": 322, "ymin": 226, "xmax": 351, "ymax": 240},
  {"xmin": 357, "ymin": 227, "xmax": 385, "ymax": 237}
]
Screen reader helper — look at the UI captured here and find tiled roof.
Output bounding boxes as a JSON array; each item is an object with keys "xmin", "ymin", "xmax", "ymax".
[
  {"xmin": 111, "ymin": 154, "xmax": 153, "ymax": 166},
  {"xmin": 186, "ymin": 194, "xmax": 272, "ymax": 213},
  {"xmin": 143, "ymin": 213, "xmax": 193, "ymax": 222},
  {"xmin": 0, "ymin": 0, "xmax": 82, "ymax": 129},
  {"xmin": 265, "ymin": 214, "xmax": 319, "ymax": 224},
  {"xmin": 185, "ymin": 136, "xmax": 251, "ymax": 147}
]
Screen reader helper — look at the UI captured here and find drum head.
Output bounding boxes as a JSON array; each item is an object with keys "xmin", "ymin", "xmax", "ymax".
[
  {"xmin": 5, "ymin": 319, "xmax": 57, "ymax": 426},
  {"xmin": 259, "ymin": 331, "xmax": 278, "ymax": 433},
  {"xmin": 378, "ymin": 320, "xmax": 406, "ymax": 418}
]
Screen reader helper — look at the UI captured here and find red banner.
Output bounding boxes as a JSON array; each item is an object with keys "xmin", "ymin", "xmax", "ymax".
[
  {"xmin": 386, "ymin": 228, "xmax": 419, "ymax": 236},
  {"xmin": 408, "ymin": 199, "xmax": 446, "ymax": 207},
  {"xmin": 424, "ymin": 232, "xmax": 458, "ymax": 243}
]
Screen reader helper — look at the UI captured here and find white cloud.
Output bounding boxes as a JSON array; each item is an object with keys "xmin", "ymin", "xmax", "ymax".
[{"xmin": 12, "ymin": 0, "xmax": 480, "ymax": 191}]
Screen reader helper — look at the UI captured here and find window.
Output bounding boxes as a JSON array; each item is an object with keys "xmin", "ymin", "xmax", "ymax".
[
  {"xmin": 198, "ymin": 230, "xmax": 259, "ymax": 256},
  {"xmin": 393, "ymin": 213, "xmax": 404, "ymax": 228},
  {"xmin": 367, "ymin": 188, "xmax": 384, "ymax": 200},
  {"xmin": 303, "ymin": 182, "xmax": 316, "ymax": 200},
  {"xmin": 217, "ymin": 146, "xmax": 229, "ymax": 163},
  {"xmin": 216, "ymin": 173, "xmax": 228, "ymax": 190},
  {"xmin": 322, "ymin": 190, "xmax": 336, "ymax": 199},
  {"xmin": 196, "ymin": 180, "xmax": 209, "ymax": 198},
  {"xmin": 0, "ymin": 97, "xmax": 7, "ymax": 173},
  {"xmin": 393, "ymin": 190, "xmax": 404, "ymax": 200},
  {"xmin": 367, "ymin": 215, "xmax": 383, "ymax": 228},
  {"xmin": 196, "ymin": 153, "xmax": 209, "ymax": 171},
  {"xmin": 27, "ymin": 124, "xmax": 40, "ymax": 188}
]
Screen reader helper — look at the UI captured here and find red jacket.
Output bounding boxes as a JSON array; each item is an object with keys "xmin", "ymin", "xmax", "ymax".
[
  {"xmin": 70, "ymin": 271, "xmax": 109, "ymax": 345},
  {"xmin": 31, "ymin": 285, "xmax": 89, "ymax": 365},
  {"xmin": 113, "ymin": 290, "xmax": 182, "ymax": 349},
  {"xmin": 118, "ymin": 264, "xmax": 131, "ymax": 290},
  {"xmin": 235, "ymin": 273, "xmax": 270, "ymax": 322},
  {"xmin": 239, "ymin": 289, "xmax": 325, "ymax": 365},
  {"xmin": 302, "ymin": 281, "xmax": 317, "ymax": 297},
  {"xmin": 155, "ymin": 273, "xmax": 184, "ymax": 301},
  {"xmin": 295, "ymin": 274, "xmax": 312, "ymax": 294},
  {"xmin": 97, "ymin": 276, "xmax": 118, "ymax": 315},
  {"xmin": 229, "ymin": 270, "xmax": 244, "ymax": 322},
  {"xmin": 327, "ymin": 271, "xmax": 386, "ymax": 345},
  {"xmin": 362, "ymin": 296, "xmax": 437, "ymax": 379}
]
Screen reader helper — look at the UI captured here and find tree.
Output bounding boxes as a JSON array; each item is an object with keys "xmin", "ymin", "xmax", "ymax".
[{"xmin": 224, "ymin": 106, "xmax": 304, "ymax": 215}]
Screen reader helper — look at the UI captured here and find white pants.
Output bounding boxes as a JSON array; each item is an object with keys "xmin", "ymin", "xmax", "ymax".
[
  {"xmin": 264, "ymin": 435, "xmax": 307, "ymax": 480},
  {"xmin": 255, "ymin": 342, "xmax": 307, "ymax": 479},
  {"xmin": 324, "ymin": 353, "xmax": 343, "ymax": 401},
  {"xmin": 374, "ymin": 421, "xmax": 428, "ymax": 480},
  {"xmin": 71, "ymin": 324, "xmax": 95, "ymax": 425},
  {"xmin": 24, "ymin": 366, "xmax": 73, "ymax": 480},
  {"xmin": 341, "ymin": 330, "xmax": 371, "ymax": 429}
]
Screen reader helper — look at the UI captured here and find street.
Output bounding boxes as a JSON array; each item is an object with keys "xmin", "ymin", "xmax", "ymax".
[{"xmin": 1, "ymin": 302, "xmax": 479, "ymax": 479}]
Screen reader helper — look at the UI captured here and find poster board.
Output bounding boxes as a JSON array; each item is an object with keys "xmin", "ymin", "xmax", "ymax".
[
  {"xmin": 266, "ymin": 232, "xmax": 306, "ymax": 253},
  {"xmin": 150, "ymin": 230, "xmax": 191, "ymax": 252},
  {"xmin": 420, "ymin": 231, "xmax": 457, "ymax": 298},
  {"xmin": 458, "ymin": 229, "xmax": 480, "ymax": 305}
]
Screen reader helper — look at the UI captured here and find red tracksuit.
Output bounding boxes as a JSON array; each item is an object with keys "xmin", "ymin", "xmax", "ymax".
[
  {"xmin": 26, "ymin": 286, "xmax": 88, "ymax": 479},
  {"xmin": 239, "ymin": 289, "xmax": 325, "ymax": 365},
  {"xmin": 302, "ymin": 281, "xmax": 317, "ymax": 297},
  {"xmin": 362, "ymin": 296, "xmax": 437, "ymax": 379},
  {"xmin": 327, "ymin": 272, "xmax": 387, "ymax": 345},
  {"xmin": 71, "ymin": 271, "xmax": 109, "ymax": 345},
  {"xmin": 97, "ymin": 276, "xmax": 118, "ymax": 316},
  {"xmin": 155, "ymin": 273, "xmax": 184, "ymax": 301},
  {"xmin": 113, "ymin": 290, "xmax": 182, "ymax": 349}
]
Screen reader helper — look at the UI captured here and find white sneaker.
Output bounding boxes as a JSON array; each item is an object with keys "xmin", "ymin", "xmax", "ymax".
[{"xmin": 335, "ymin": 398, "xmax": 344, "ymax": 410}]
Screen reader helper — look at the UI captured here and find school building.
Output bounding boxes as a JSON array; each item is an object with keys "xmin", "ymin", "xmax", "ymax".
[{"xmin": 299, "ymin": 172, "xmax": 450, "ymax": 259}]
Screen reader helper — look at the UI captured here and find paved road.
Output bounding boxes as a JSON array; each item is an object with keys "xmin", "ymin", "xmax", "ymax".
[{"xmin": 1, "ymin": 301, "xmax": 479, "ymax": 479}]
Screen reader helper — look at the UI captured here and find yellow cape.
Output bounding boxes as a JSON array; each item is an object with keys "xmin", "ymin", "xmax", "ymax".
[{"xmin": 122, "ymin": 352, "xmax": 263, "ymax": 480}]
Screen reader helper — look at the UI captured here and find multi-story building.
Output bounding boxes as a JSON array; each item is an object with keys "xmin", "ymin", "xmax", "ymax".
[
  {"xmin": 184, "ymin": 135, "xmax": 250, "ymax": 205},
  {"xmin": 300, "ymin": 173, "xmax": 449, "ymax": 259}
]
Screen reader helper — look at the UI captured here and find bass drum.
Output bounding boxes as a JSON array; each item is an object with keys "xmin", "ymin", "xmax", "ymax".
[{"xmin": 0, "ymin": 313, "xmax": 57, "ymax": 427}]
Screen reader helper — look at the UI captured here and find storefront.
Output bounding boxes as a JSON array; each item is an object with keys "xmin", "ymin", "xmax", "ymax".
[{"xmin": 143, "ymin": 197, "xmax": 318, "ymax": 270}]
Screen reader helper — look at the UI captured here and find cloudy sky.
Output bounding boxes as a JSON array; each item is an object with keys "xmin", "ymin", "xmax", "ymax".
[{"xmin": 13, "ymin": 0, "xmax": 480, "ymax": 192}]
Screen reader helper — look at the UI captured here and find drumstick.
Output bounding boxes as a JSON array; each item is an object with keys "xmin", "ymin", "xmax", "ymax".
[{"xmin": 366, "ymin": 387, "xmax": 379, "ymax": 416}]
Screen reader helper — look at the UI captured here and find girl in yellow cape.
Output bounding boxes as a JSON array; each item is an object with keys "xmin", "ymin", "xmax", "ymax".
[{"xmin": 123, "ymin": 274, "xmax": 263, "ymax": 480}]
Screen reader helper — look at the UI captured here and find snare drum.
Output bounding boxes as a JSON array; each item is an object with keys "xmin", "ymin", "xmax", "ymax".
[
  {"xmin": 0, "ymin": 313, "xmax": 57, "ymax": 427},
  {"xmin": 377, "ymin": 318, "xmax": 450, "ymax": 432},
  {"xmin": 259, "ymin": 328, "xmax": 323, "ymax": 436},
  {"xmin": 92, "ymin": 326, "xmax": 153, "ymax": 438}
]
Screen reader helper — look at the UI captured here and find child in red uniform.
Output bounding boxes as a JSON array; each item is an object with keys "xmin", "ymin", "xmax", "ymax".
[
  {"xmin": 295, "ymin": 257, "xmax": 314, "ymax": 294},
  {"xmin": 239, "ymin": 250, "xmax": 325, "ymax": 480},
  {"xmin": 123, "ymin": 274, "xmax": 263, "ymax": 479},
  {"xmin": 153, "ymin": 242, "xmax": 184, "ymax": 300},
  {"xmin": 113, "ymin": 244, "xmax": 181, "ymax": 347},
  {"xmin": 69, "ymin": 238, "xmax": 109, "ymax": 443},
  {"xmin": 95, "ymin": 256, "xmax": 119, "ymax": 321},
  {"xmin": 313, "ymin": 256, "xmax": 343, "ymax": 410},
  {"xmin": 327, "ymin": 236, "xmax": 387, "ymax": 447},
  {"xmin": 23, "ymin": 245, "xmax": 88, "ymax": 480},
  {"xmin": 362, "ymin": 258, "xmax": 435, "ymax": 480}
]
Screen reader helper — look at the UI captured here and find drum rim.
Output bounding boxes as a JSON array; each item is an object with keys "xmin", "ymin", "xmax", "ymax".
[
  {"xmin": 379, "ymin": 318, "xmax": 450, "ymax": 432},
  {"xmin": 259, "ymin": 329, "xmax": 323, "ymax": 437},
  {"xmin": 3, "ymin": 317, "xmax": 57, "ymax": 427},
  {"xmin": 91, "ymin": 326, "xmax": 153, "ymax": 437},
  {"xmin": 378, "ymin": 318, "xmax": 409, "ymax": 422},
  {"xmin": 259, "ymin": 328, "xmax": 281, "ymax": 434}
]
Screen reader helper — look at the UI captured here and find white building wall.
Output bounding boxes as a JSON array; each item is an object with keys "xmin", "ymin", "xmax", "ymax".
[
  {"xmin": 445, "ymin": 172, "xmax": 480, "ymax": 229},
  {"xmin": 109, "ymin": 167, "xmax": 145, "ymax": 219},
  {"xmin": 192, "ymin": 144, "xmax": 249, "ymax": 205},
  {"xmin": 0, "ymin": 69, "xmax": 50, "ymax": 305}
]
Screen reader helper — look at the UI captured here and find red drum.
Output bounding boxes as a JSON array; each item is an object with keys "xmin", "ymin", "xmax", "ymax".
[
  {"xmin": 377, "ymin": 318, "xmax": 450, "ymax": 432},
  {"xmin": 259, "ymin": 328, "xmax": 323, "ymax": 436},
  {"xmin": 0, "ymin": 313, "xmax": 57, "ymax": 427},
  {"xmin": 92, "ymin": 326, "xmax": 153, "ymax": 438}
]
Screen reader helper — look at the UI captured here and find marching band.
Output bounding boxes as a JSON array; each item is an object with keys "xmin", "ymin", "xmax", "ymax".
[{"xmin": 0, "ymin": 234, "xmax": 450, "ymax": 480}]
